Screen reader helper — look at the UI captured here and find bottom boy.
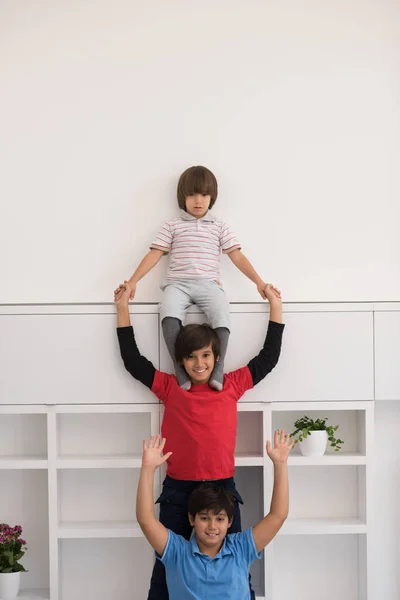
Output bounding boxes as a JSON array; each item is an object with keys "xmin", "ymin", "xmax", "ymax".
[{"xmin": 137, "ymin": 432, "xmax": 294, "ymax": 600}]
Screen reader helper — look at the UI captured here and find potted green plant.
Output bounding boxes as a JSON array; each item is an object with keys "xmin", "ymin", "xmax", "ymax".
[
  {"xmin": 0, "ymin": 523, "xmax": 27, "ymax": 599},
  {"xmin": 290, "ymin": 416, "xmax": 344, "ymax": 457}
]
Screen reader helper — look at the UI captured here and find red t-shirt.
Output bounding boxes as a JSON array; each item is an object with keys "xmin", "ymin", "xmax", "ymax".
[{"xmin": 151, "ymin": 367, "xmax": 253, "ymax": 480}]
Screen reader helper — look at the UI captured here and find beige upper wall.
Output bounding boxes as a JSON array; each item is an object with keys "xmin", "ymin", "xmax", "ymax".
[{"xmin": 1, "ymin": 0, "xmax": 399, "ymax": 303}]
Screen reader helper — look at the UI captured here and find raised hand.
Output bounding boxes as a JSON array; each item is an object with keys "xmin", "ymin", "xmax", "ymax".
[
  {"xmin": 266, "ymin": 429, "xmax": 294, "ymax": 464},
  {"xmin": 142, "ymin": 435, "xmax": 172, "ymax": 470}
]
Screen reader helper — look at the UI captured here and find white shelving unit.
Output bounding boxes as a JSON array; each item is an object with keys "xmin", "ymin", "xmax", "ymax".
[
  {"xmin": 0, "ymin": 403, "xmax": 375, "ymax": 600},
  {"xmin": 1, "ymin": 301, "xmax": 396, "ymax": 599}
]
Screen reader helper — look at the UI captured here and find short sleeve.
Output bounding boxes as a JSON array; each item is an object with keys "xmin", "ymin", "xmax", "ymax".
[
  {"xmin": 225, "ymin": 366, "xmax": 253, "ymax": 400},
  {"xmin": 228, "ymin": 528, "xmax": 262, "ymax": 565},
  {"xmin": 151, "ymin": 370, "xmax": 175, "ymax": 405},
  {"xmin": 219, "ymin": 221, "xmax": 241, "ymax": 254},
  {"xmin": 150, "ymin": 222, "xmax": 173, "ymax": 253},
  {"xmin": 159, "ymin": 530, "xmax": 186, "ymax": 567}
]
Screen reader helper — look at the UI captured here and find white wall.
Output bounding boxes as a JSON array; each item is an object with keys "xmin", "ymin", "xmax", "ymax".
[
  {"xmin": 1, "ymin": 2, "xmax": 399, "ymax": 598},
  {"xmin": 1, "ymin": 0, "xmax": 399, "ymax": 303}
]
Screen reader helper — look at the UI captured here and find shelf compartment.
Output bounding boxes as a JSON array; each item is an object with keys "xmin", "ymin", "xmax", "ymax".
[
  {"xmin": 59, "ymin": 538, "xmax": 154, "ymax": 600},
  {"xmin": 57, "ymin": 412, "xmax": 152, "ymax": 459},
  {"xmin": 236, "ymin": 411, "xmax": 263, "ymax": 457},
  {"xmin": 272, "ymin": 408, "xmax": 369, "ymax": 456},
  {"xmin": 0, "ymin": 413, "xmax": 47, "ymax": 459},
  {"xmin": 0, "ymin": 470, "xmax": 49, "ymax": 592},
  {"xmin": 288, "ymin": 466, "xmax": 365, "ymax": 521},
  {"xmin": 273, "ymin": 535, "xmax": 363, "ymax": 599},
  {"xmin": 58, "ymin": 469, "xmax": 139, "ymax": 526}
]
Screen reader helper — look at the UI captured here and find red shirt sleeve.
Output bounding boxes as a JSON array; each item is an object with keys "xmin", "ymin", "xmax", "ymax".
[
  {"xmin": 151, "ymin": 370, "xmax": 176, "ymax": 405},
  {"xmin": 224, "ymin": 366, "xmax": 253, "ymax": 401}
]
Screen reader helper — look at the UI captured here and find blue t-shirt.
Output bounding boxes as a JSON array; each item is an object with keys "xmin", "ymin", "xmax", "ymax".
[{"xmin": 160, "ymin": 527, "xmax": 262, "ymax": 599}]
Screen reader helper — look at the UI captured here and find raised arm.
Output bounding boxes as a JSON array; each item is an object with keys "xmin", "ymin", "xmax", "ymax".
[
  {"xmin": 115, "ymin": 282, "xmax": 156, "ymax": 388},
  {"xmin": 137, "ymin": 435, "xmax": 172, "ymax": 556},
  {"xmin": 114, "ymin": 248, "xmax": 164, "ymax": 301},
  {"xmin": 252, "ymin": 430, "xmax": 294, "ymax": 552},
  {"xmin": 247, "ymin": 284, "xmax": 284, "ymax": 385},
  {"xmin": 228, "ymin": 250, "xmax": 281, "ymax": 300}
]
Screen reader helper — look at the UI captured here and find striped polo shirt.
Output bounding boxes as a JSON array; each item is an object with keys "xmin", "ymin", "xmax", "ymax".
[{"xmin": 150, "ymin": 209, "xmax": 241, "ymax": 280}]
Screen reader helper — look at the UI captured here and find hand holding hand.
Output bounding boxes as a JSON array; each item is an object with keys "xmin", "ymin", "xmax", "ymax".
[
  {"xmin": 266, "ymin": 429, "xmax": 294, "ymax": 464},
  {"xmin": 142, "ymin": 435, "xmax": 172, "ymax": 471},
  {"xmin": 114, "ymin": 280, "xmax": 135, "ymax": 304},
  {"xmin": 263, "ymin": 283, "xmax": 282, "ymax": 304},
  {"xmin": 257, "ymin": 282, "xmax": 281, "ymax": 301}
]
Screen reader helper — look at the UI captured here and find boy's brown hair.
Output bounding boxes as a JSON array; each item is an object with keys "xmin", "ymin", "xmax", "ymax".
[
  {"xmin": 177, "ymin": 166, "xmax": 218, "ymax": 210},
  {"xmin": 188, "ymin": 483, "xmax": 235, "ymax": 521},
  {"xmin": 175, "ymin": 323, "xmax": 220, "ymax": 364}
]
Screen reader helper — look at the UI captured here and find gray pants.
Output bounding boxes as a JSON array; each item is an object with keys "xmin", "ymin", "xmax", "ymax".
[{"xmin": 160, "ymin": 279, "xmax": 230, "ymax": 329}]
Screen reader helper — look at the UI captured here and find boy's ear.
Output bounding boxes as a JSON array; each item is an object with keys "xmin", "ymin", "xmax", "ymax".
[
  {"xmin": 228, "ymin": 519, "xmax": 233, "ymax": 529},
  {"xmin": 188, "ymin": 513, "xmax": 195, "ymax": 527}
]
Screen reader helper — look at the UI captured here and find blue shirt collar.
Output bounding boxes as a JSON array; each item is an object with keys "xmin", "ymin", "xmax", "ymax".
[
  {"xmin": 189, "ymin": 534, "xmax": 233, "ymax": 559},
  {"xmin": 179, "ymin": 208, "xmax": 215, "ymax": 223}
]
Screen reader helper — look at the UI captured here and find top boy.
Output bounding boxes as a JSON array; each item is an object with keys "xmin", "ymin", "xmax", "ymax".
[{"xmin": 114, "ymin": 165, "xmax": 280, "ymax": 391}]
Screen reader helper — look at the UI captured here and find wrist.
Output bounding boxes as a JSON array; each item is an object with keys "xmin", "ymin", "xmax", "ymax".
[
  {"xmin": 141, "ymin": 464, "xmax": 158, "ymax": 474},
  {"xmin": 273, "ymin": 460, "xmax": 288, "ymax": 470},
  {"xmin": 116, "ymin": 302, "xmax": 129, "ymax": 313}
]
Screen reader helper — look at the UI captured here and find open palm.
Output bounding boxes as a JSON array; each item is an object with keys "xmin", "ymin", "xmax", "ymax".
[
  {"xmin": 266, "ymin": 429, "xmax": 294, "ymax": 464},
  {"xmin": 142, "ymin": 435, "xmax": 172, "ymax": 469}
]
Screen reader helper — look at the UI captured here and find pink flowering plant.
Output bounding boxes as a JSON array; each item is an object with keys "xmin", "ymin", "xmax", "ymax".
[{"xmin": 0, "ymin": 524, "xmax": 27, "ymax": 573}]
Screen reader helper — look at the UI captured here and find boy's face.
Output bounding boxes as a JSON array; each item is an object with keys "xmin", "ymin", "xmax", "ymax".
[
  {"xmin": 185, "ymin": 193, "xmax": 211, "ymax": 219},
  {"xmin": 182, "ymin": 344, "xmax": 216, "ymax": 385},
  {"xmin": 189, "ymin": 509, "xmax": 232, "ymax": 554}
]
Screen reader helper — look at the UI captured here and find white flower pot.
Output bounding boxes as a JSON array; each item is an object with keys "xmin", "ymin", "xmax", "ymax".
[
  {"xmin": 299, "ymin": 430, "xmax": 328, "ymax": 457},
  {"xmin": 0, "ymin": 572, "xmax": 21, "ymax": 599}
]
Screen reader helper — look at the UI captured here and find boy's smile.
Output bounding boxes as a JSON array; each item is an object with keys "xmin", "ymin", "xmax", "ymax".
[
  {"xmin": 182, "ymin": 344, "xmax": 217, "ymax": 385},
  {"xmin": 185, "ymin": 193, "xmax": 211, "ymax": 219}
]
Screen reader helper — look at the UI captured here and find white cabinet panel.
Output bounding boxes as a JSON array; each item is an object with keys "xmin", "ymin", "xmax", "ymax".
[
  {"xmin": 160, "ymin": 310, "xmax": 373, "ymax": 401},
  {"xmin": 374, "ymin": 312, "xmax": 400, "ymax": 400},
  {"xmin": 0, "ymin": 313, "xmax": 159, "ymax": 404}
]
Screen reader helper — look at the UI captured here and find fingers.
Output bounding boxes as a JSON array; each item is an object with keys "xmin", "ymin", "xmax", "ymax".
[
  {"xmin": 145, "ymin": 434, "xmax": 168, "ymax": 451},
  {"xmin": 272, "ymin": 429, "xmax": 293, "ymax": 447},
  {"xmin": 264, "ymin": 283, "xmax": 282, "ymax": 299},
  {"xmin": 274, "ymin": 429, "xmax": 279, "ymax": 446},
  {"xmin": 279, "ymin": 428, "xmax": 285, "ymax": 444},
  {"xmin": 162, "ymin": 451, "xmax": 173, "ymax": 463}
]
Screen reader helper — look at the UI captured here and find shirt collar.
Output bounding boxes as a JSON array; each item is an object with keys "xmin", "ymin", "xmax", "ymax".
[
  {"xmin": 179, "ymin": 208, "xmax": 215, "ymax": 223},
  {"xmin": 190, "ymin": 535, "xmax": 233, "ymax": 558}
]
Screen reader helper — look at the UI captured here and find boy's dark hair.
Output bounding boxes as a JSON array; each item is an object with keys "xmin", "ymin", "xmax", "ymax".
[
  {"xmin": 175, "ymin": 324, "xmax": 220, "ymax": 363},
  {"xmin": 177, "ymin": 166, "xmax": 218, "ymax": 210},
  {"xmin": 188, "ymin": 483, "xmax": 235, "ymax": 521}
]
